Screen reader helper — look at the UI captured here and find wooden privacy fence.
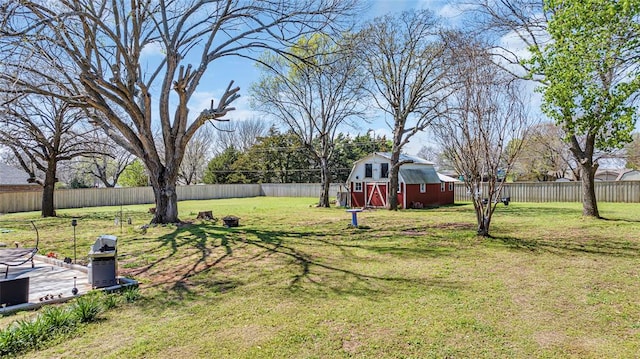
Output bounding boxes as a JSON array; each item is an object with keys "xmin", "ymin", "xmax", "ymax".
[
  {"xmin": 454, "ymin": 181, "xmax": 640, "ymax": 203},
  {"xmin": 2, "ymin": 181, "xmax": 639, "ymax": 214},
  {"xmin": 0, "ymin": 183, "xmax": 341, "ymax": 214}
]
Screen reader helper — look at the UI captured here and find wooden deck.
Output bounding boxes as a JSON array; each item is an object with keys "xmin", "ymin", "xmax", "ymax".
[{"xmin": 2, "ymin": 255, "xmax": 92, "ymax": 313}]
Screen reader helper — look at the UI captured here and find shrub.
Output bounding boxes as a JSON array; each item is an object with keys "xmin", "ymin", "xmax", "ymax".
[
  {"xmin": 0, "ymin": 289, "xmax": 137, "ymax": 357},
  {"xmin": 41, "ymin": 306, "xmax": 75, "ymax": 334},
  {"xmin": 122, "ymin": 286, "xmax": 141, "ymax": 303},
  {"xmin": 72, "ymin": 295, "xmax": 102, "ymax": 323},
  {"xmin": 101, "ymin": 292, "xmax": 121, "ymax": 310},
  {"xmin": 0, "ymin": 326, "xmax": 18, "ymax": 356}
]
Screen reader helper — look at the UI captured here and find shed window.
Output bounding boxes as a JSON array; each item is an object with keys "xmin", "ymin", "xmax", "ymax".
[
  {"xmin": 420, "ymin": 183, "xmax": 426, "ymax": 193},
  {"xmin": 441, "ymin": 182, "xmax": 445, "ymax": 192},
  {"xmin": 365, "ymin": 163, "xmax": 373, "ymax": 178},
  {"xmin": 381, "ymin": 163, "xmax": 389, "ymax": 178},
  {"xmin": 449, "ymin": 182, "xmax": 454, "ymax": 191},
  {"xmin": 354, "ymin": 182, "xmax": 363, "ymax": 192}
]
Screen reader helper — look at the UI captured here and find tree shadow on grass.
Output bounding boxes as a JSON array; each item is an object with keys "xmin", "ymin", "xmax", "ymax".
[
  {"xmin": 493, "ymin": 234, "xmax": 640, "ymax": 258},
  {"xmin": 125, "ymin": 223, "xmax": 462, "ymax": 300},
  {"xmin": 240, "ymin": 228, "xmax": 461, "ymax": 298}
]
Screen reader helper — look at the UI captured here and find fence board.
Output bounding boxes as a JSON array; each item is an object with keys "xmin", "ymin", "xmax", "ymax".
[
  {"xmin": 454, "ymin": 181, "xmax": 640, "ymax": 203},
  {"xmin": 2, "ymin": 181, "xmax": 639, "ymax": 214}
]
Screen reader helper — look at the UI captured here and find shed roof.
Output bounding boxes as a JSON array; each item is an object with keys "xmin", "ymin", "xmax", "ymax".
[
  {"xmin": 0, "ymin": 163, "xmax": 33, "ymax": 185},
  {"xmin": 375, "ymin": 152, "xmax": 434, "ymax": 165},
  {"xmin": 399, "ymin": 168, "xmax": 440, "ymax": 184}
]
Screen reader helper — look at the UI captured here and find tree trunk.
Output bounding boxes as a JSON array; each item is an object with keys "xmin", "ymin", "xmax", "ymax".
[
  {"xmin": 579, "ymin": 162, "xmax": 600, "ymax": 218},
  {"xmin": 388, "ymin": 151, "xmax": 401, "ymax": 210},
  {"xmin": 476, "ymin": 210, "xmax": 492, "ymax": 237},
  {"xmin": 41, "ymin": 163, "xmax": 57, "ymax": 217},
  {"xmin": 150, "ymin": 171, "xmax": 180, "ymax": 223},
  {"xmin": 567, "ymin": 133, "xmax": 599, "ymax": 218},
  {"xmin": 318, "ymin": 158, "xmax": 331, "ymax": 208}
]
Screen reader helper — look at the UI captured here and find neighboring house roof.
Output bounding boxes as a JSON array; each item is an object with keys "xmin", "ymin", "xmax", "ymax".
[
  {"xmin": 617, "ymin": 169, "xmax": 640, "ymax": 181},
  {"xmin": 0, "ymin": 163, "xmax": 33, "ymax": 185},
  {"xmin": 437, "ymin": 173, "xmax": 460, "ymax": 182}
]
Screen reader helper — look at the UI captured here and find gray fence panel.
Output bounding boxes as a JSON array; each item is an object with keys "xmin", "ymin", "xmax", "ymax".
[
  {"xmin": 454, "ymin": 181, "xmax": 640, "ymax": 203},
  {"xmin": 3, "ymin": 181, "xmax": 639, "ymax": 214}
]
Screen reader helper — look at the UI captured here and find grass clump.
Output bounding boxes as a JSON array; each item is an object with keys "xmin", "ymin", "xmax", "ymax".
[
  {"xmin": 0, "ymin": 290, "xmax": 140, "ymax": 357},
  {"xmin": 71, "ymin": 294, "xmax": 102, "ymax": 323}
]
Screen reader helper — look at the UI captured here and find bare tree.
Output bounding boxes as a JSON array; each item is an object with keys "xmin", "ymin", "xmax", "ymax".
[
  {"xmin": 625, "ymin": 133, "xmax": 640, "ymax": 170},
  {"xmin": 1, "ymin": 0, "xmax": 358, "ymax": 223},
  {"xmin": 434, "ymin": 38, "xmax": 530, "ymax": 237},
  {"xmin": 179, "ymin": 125, "xmax": 213, "ymax": 185},
  {"xmin": 358, "ymin": 10, "xmax": 452, "ymax": 210},
  {"xmin": 84, "ymin": 133, "xmax": 135, "ymax": 187},
  {"xmin": 513, "ymin": 123, "xmax": 578, "ymax": 181},
  {"xmin": 212, "ymin": 117, "xmax": 269, "ymax": 155},
  {"xmin": 0, "ymin": 94, "xmax": 100, "ymax": 217},
  {"xmin": 252, "ymin": 34, "xmax": 367, "ymax": 207}
]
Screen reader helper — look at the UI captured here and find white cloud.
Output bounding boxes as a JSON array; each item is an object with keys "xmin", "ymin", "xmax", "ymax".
[
  {"xmin": 436, "ymin": 3, "xmax": 476, "ymax": 23},
  {"xmin": 140, "ymin": 41, "xmax": 164, "ymax": 58}
]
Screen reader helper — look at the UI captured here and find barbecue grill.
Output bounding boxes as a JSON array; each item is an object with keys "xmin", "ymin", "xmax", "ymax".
[{"xmin": 87, "ymin": 235, "xmax": 117, "ymax": 288}]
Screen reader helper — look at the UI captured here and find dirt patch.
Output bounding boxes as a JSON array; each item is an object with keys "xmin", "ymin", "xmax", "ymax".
[
  {"xmin": 535, "ymin": 331, "xmax": 567, "ymax": 348},
  {"xmin": 342, "ymin": 339, "xmax": 363, "ymax": 354}
]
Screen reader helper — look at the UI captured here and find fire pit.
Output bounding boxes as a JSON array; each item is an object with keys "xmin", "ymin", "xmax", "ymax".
[{"xmin": 222, "ymin": 216, "xmax": 240, "ymax": 227}]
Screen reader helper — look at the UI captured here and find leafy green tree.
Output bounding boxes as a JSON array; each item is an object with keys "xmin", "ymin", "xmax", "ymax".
[
  {"xmin": 203, "ymin": 146, "xmax": 244, "ymax": 184},
  {"xmin": 530, "ymin": 0, "xmax": 640, "ymax": 217},
  {"xmin": 118, "ymin": 160, "xmax": 149, "ymax": 187},
  {"xmin": 233, "ymin": 127, "xmax": 315, "ymax": 183}
]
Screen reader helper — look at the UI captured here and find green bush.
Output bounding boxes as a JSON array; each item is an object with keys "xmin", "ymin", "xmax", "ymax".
[
  {"xmin": 122, "ymin": 286, "xmax": 141, "ymax": 303},
  {"xmin": 0, "ymin": 325, "xmax": 18, "ymax": 356},
  {"xmin": 41, "ymin": 306, "xmax": 75, "ymax": 334},
  {"xmin": 72, "ymin": 295, "xmax": 102, "ymax": 323},
  {"xmin": 101, "ymin": 292, "xmax": 121, "ymax": 310}
]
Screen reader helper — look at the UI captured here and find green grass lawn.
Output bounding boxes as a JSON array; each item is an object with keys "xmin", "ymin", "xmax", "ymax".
[{"xmin": 1, "ymin": 198, "xmax": 639, "ymax": 358}]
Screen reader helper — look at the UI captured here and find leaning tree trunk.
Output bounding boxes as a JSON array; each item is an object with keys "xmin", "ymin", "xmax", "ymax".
[
  {"xmin": 579, "ymin": 162, "xmax": 600, "ymax": 218},
  {"xmin": 318, "ymin": 157, "xmax": 331, "ymax": 208},
  {"xmin": 149, "ymin": 170, "xmax": 180, "ymax": 223},
  {"xmin": 41, "ymin": 162, "xmax": 57, "ymax": 217}
]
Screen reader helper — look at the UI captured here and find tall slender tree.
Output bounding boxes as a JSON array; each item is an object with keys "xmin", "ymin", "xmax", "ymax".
[
  {"xmin": 358, "ymin": 10, "xmax": 452, "ymax": 210},
  {"xmin": 434, "ymin": 38, "xmax": 530, "ymax": 237},
  {"xmin": 252, "ymin": 34, "xmax": 367, "ymax": 207}
]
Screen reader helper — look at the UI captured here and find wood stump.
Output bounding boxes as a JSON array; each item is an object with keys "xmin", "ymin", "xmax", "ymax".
[{"xmin": 197, "ymin": 211, "xmax": 214, "ymax": 220}]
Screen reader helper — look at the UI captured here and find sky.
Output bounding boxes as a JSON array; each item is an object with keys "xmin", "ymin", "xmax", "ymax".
[{"xmin": 178, "ymin": 0, "xmax": 528, "ymax": 156}]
